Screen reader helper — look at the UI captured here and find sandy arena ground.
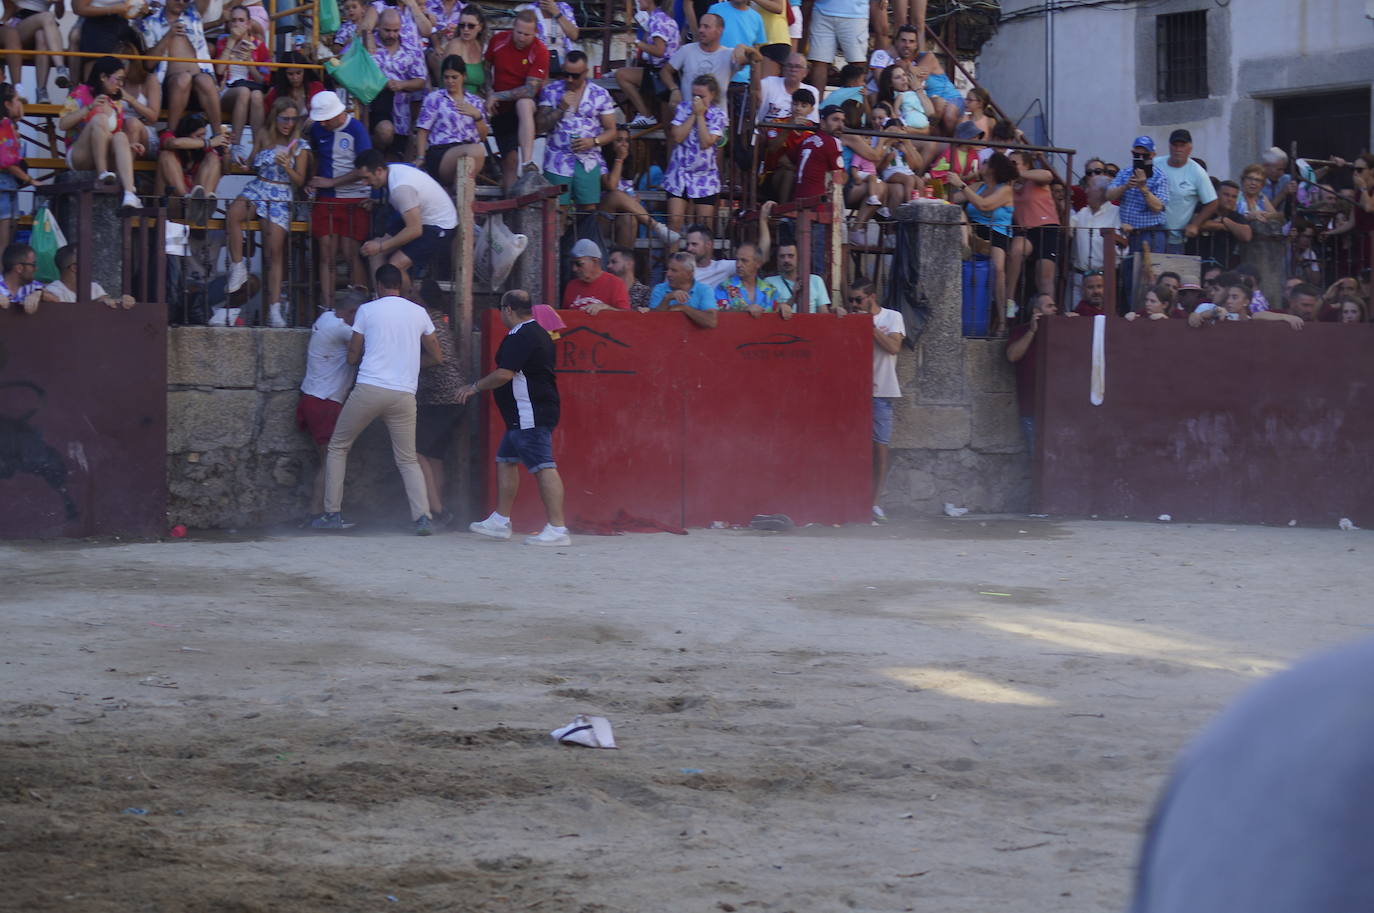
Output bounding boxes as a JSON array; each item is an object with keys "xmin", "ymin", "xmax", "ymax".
[{"xmin": 2, "ymin": 517, "xmax": 1369, "ymax": 912}]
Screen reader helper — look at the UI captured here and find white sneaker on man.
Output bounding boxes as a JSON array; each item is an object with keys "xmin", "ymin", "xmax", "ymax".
[
  {"xmin": 226, "ymin": 259, "xmax": 248, "ymax": 293},
  {"xmin": 267, "ymin": 301, "xmax": 288, "ymax": 328},
  {"xmin": 469, "ymin": 514, "xmax": 512, "ymax": 540},
  {"xmin": 209, "ymin": 307, "xmax": 229, "ymax": 326},
  {"xmin": 525, "ymin": 525, "xmax": 571, "ymax": 547},
  {"xmin": 628, "ymin": 113, "xmax": 657, "ymax": 129},
  {"xmin": 120, "ymin": 191, "xmax": 142, "ymax": 210},
  {"xmin": 872, "ymin": 505, "xmax": 888, "ymax": 522}
]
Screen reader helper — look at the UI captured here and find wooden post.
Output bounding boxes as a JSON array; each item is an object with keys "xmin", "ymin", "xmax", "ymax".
[{"xmin": 451, "ymin": 156, "xmax": 478, "ymax": 521}]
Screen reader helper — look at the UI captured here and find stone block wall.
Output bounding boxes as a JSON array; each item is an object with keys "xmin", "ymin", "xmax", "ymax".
[
  {"xmin": 885, "ymin": 202, "xmax": 1030, "ymax": 516},
  {"xmin": 167, "ymin": 328, "xmax": 405, "ymax": 528}
]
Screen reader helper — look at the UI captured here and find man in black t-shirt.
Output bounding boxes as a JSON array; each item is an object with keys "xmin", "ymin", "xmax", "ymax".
[{"xmin": 457, "ymin": 290, "xmax": 570, "ymax": 547}]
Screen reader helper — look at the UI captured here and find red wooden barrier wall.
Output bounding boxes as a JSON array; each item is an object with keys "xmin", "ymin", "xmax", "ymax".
[
  {"xmin": 482, "ymin": 310, "xmax": 873, "ymax": 531},
  {"xmin": 1, "ymin": 305, "xmax": 168, "ymax": 538},
  {"xmin": 1034, "ymin": 319, "xmax": 1374, "ymax": 525}
]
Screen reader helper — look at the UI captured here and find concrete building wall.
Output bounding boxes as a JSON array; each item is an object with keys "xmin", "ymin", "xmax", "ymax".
[{"xmin": 975, "ymin": 0, "xmax": 1374, "ymax": 181}]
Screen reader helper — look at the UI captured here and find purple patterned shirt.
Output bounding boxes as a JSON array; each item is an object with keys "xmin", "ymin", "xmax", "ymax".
[
  {"xmin": 426, "ymin": 0, "xmax": 465, "ymax": 44},
  {"xmin": 416, "ymin": 89, "xmax": 486, "ymax": 144},
  {"xmin": 538, "ymin": 80, "xmax": 615, "ymax": 177},
  {"xmin": 663, "ymin": 100, "xmax": 726, "ymax": 198},
  {"xmin": 373, "ymin": 41, "xmax": 427, "ymax": 135},
  {"xmin": 371, "ymin": 0, "xmax": 424, "ymax": 45},
  {"xmin": 636, "ymin": 8, "xmax": 680, "ymax": 66}
]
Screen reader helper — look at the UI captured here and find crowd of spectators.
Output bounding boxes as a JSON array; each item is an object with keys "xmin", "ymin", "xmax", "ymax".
[{"xmin": 0, "ymin": 0, "xmax": 1368, "ymax": 336}]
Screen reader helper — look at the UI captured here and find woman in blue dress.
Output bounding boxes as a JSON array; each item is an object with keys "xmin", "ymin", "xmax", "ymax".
[{"xmin": 225, "ymin": 96, "xmax": 311, "ymax": 327}]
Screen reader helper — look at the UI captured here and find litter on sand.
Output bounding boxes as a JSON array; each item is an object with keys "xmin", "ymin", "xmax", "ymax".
[
  {"xmin": 1338, "ymin": 518, "xmax": 1359, "ymax": 531},
  {"xmin": 1157, "ymin": 514, "xmax": 1172, "ymax": 522},
  {"xmin": 551, "ymin": 715, "xmax": 617, "ymax": 749},
  {"xmin": 943, "ymin": 504, "xmax": 969, "ymax": 518}
]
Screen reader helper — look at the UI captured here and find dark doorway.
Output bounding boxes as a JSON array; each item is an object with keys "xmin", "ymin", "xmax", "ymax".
[{"xmin": 1272, "ymin": 88, "xmax": 1371, "ymax": 161}]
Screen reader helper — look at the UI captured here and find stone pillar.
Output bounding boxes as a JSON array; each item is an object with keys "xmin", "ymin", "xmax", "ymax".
[
  {"xmin": 891, "ymin": 199, "xmax": 964, "ymax": 405},
  {"xmin": 53, "ymin": 174, "xmax": 124, "ymax": 295},
  {"xmin": 508, "ymin": 168, "xmax": 551, "ymax": 298}
]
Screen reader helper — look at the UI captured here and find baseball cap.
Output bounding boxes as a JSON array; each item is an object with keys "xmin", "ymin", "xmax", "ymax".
[
  {"xmin": 310, "ymin": 92, "xmax": 345, "ymax": 122},
  {"xmin": 570, "ymin": 238, "xmax": 602, "ymax": 260},
  {"xmin": 1169, "ymin": 128, "xmax": 1192, "ymax": 144},
  {"xmin": 1179, "ymin": 283, "xmax": 1202, "ymax": 291},
  {"xmin": 819, "ymin": 104, "xmax": 843, "ymax": 119},
  {"xmin": 1131, "ymin": 135, "xmax": 1155, "ymax": 154}
]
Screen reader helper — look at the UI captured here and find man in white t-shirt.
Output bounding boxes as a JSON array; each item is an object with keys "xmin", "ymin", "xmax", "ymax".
[
  {"xmin": 313, "ymin": 265, "xmax": 443, "ymax": 534},
  {"xmin": 684, "ymin": 209, "xmax": 772, "ymax": 288},
  {"xmin": 754, "ymin": 51, "xmax": 818, "ymax": 123},
  {"xmin": 847, "ymin": 276, "xmax": 903, "ymax": 522},
  {"xmin": 297, "ymin": 289, "xmax": 363, "ymax": 522},
  {"xmin": 41, "ymin": 245, "xmax": 135, "ymax": 309},
  {"xmin": 356, "ymin": 149, "xmax": 459, "ymax": 293}
]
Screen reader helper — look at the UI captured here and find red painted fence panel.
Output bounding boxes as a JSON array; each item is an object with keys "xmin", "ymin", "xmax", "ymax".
[
  {"xmin": 483, "ymin": 310, "xmax": 872, "ymax": 531},
  {"xmin": 1034, "ymin": 319, "xmax": 1374, "ymax": 526}
]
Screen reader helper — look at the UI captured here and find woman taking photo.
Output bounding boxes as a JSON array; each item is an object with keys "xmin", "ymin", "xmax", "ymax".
[
  {"xmin": 663, "ymin": 73, "xmax": 725, "ymax": 235},
  {"xmin": 58, "ymin": 56, "xmax": 141, "ymax": 211},
  {"xmin": 224, "ymin": 97, "xmax": 310, "ymax": 328},
  {"xmin": 413, "ymin": 54, "xmax": 487, "ymax": 184},
  {"xmin": 947, "ymin": 151, "xmax": 1016, "ymax": 333}
]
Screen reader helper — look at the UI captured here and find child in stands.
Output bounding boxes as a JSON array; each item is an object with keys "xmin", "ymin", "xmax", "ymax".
[{"xmin": 0, "ymin": 82, "xmax": 35, "ymax": 253}]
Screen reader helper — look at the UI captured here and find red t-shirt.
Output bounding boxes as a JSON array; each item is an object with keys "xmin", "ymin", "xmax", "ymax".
[
  {"xmin": 484, "ymin": 31, "xmax": 550, "ymax": 93},
  {"xmin": 562, "ymin": 272, "xmax": 630, "ymax": 311},
  {"xmin": 789, "ymin": 132, "xmax": 843, "ymax": 202},
  {"xmin": 214, "ymin": 36, "xmax": 271, "ymax": 84}
]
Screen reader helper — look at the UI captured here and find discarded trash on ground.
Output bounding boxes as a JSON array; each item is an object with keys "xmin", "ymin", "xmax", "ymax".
[
  {"xmin": 943, "ymin": 504, "xmax": 969, "ymax": 518},
  {"xmin": 1157, "ymin": 514, "xmax": 1172, "ymax": 522},
  {"xmin": 749, "ymin": 514, "xmax": 794, "ymax": 532},
  {"xmin": 1338, "ymin": 518, "xmax": 1359, "ymax": 531},
  {"xmin": 551, "ymin": 715, "xmax": 617, "ymax": 749}
]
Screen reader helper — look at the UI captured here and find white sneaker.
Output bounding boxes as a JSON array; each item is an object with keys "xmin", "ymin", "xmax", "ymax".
[
  {"xmin": 525, "ymin": 525, "xmax": 571, "ymax": 547},
  {"xmin": 877, "ymin": 205, "xmax": 891, "ymax": 219},
  {"xmin": 54, "ymin": 65, "xmax": 71, "ymax": 89},
  {"xmin": 872, "ymin": 505, "xmax": 888, "ymax": 522},
  {"xmin": 628, "ymin": 113, "xmax": 657, "ymax": 129},
  {"xmin": 120, "ymin": 191, "xmax": 142, "ymax": 210},
  {"xmin": 469, "ymin": 515, "xmax": 512, "ymax": 540},
  {"xmin": 226, "ymin": 259, "xmax": 248, "ymax": 293},
  {"xmin": 650, "ymin": 221, "xmax": 680, "ymax": 245},
  {"xmin": 267, "ymin": 301, "xmax": 288, "ymax": 328},
  {"xmin": 866, "ymin": 194, "xmax": 882, "ymax": 207},
  {"xmin": 227, "ymin": 307, "xmax": 242, "ymax": 326},
  {"xmin": 209, "ymin": 307, "xmax": 229, "ymax": 325},
  {"xmin": 98, "ymin": 171, "xmax": 116, "ymax": 185}
]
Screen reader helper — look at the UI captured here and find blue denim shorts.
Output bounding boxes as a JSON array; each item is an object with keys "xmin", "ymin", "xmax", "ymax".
[
  {"xmin": 0, "ymin": 173, "xmax": 20, "ymax": 221},
  {"xmin": 496, "ymin": 426, "xmax": 557, "ymax": 472},
  {"xmin": 872, "ymin": 397, "xmax": 894, "ymax": 445}
]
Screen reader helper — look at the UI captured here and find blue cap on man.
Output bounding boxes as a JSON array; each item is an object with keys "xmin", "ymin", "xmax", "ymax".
[{"xmin": 1132, "ymin": 135, "xmax": 1156, "ymax": 153}]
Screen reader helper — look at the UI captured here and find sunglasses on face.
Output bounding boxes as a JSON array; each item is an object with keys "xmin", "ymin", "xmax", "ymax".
[
  {"xmin": 565, "ymin": 70, "xmax": 586, "ymax": 79},
  {"xmin": 1086, "ymin": 168, "xmax": 1105, "ymax": 175},
  {"xmin": 459, "ymin": 20, "xmax": 478, "ymax": 27},
  {"xmin": 846, "ymin": 294, "xmax": 866, "ymax": 303}
]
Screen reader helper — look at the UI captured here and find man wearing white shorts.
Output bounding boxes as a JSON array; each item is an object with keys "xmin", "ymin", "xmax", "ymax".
[{"xmin": 806, "ymin": 0, "xmax": 867, "ymax": 91}]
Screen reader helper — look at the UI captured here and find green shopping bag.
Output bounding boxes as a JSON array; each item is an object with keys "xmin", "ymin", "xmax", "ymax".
[
  {"xmin": 30, "ymin": 203, "xmax": 65, "ymax": 283},
  {"xmin": 327, "ymin": 40, "xmax": 387, "ymax": 103},
  {"xmin": 319, "ymin": 0, "xmax": 340, "ymax": 36}
]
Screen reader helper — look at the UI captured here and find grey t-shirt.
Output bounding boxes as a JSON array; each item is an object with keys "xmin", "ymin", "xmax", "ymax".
[
  {"xmin": 1129, "ymin": 636, "xmax": 1374, "ymax": 913},
  {"xmin": 668, "ymin": 42, "xmax": 739, "ymax": 96}
]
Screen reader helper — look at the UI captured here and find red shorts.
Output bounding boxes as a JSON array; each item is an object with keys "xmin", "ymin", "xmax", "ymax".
[
  {"xmin": 312, "ymin": 197, "xmax": 370, "ymax": 241},
  {"xmin": 296, "ymin": 394, "xmax": 343, "ymax": 445}
]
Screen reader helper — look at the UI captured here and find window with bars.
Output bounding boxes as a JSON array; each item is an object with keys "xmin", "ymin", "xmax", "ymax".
[{"xmin": 1156, "ymin": 10, "xmax": 1208, "ymax": 102}]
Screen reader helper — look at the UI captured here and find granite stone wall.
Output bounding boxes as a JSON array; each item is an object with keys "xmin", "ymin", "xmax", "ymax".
[
  {"xmin": 166, "ymin": 328, "xmax": 405, "ymax": 529},
  {"xmin": 885, "ymin": 201, "xmax": 1031, "ymax": 515}
]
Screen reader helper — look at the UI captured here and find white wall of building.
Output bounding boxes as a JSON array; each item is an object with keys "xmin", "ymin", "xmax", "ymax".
[{"xmin": 973, "ymin": 0, "xmax": 1374, "ymax": 182}]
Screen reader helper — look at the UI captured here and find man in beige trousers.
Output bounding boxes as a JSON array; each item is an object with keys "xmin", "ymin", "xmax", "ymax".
[{"xmin": 312, "ymin": 264, "xmax": 443, "ymax": 535}]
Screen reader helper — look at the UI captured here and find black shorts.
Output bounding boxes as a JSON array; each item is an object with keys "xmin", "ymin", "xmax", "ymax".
[
  {"xmin": 973, "ymin": 223, "xmax": 1010, "ymax": 252},
  {"xmin": 492, "ymin": 108, "xmax": 519, "ymax": 151},
  {"xmin": 423, "ymin": 142, "xmax": 458, "ymax": 178},
  {"xmin": 79, "ymin": 14, "xmax": 137, "ymax": 54},
  {"xmin": 760, "ymin": 43, "xmax": 792, "ymax": 67},
  {"xmin": 667, "ymin": 191, "xmax": 719, "ymax": 206},
  {"xmin": 1025, "ymin": 225, "xmax": 1060, "ymax": 262},
  {"xmin": 384, "ymin": 213, "xmax": 452, "ymax": 265},
  {"xmin": 641, "ymin": 64, "xmax": 670, "ymax": 102},
  {"xmin": 226, "ymin": 79, "xmax": 269, "ymax": 92},
  {"xmin": 415, "ymin": 403, "xmax": 462, "ymax": 459}
]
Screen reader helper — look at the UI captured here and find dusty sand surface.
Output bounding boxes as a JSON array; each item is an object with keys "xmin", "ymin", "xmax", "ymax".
[{"xmin": 2, "ymin": 517, "xmax": 1369, "ymax": 913}]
